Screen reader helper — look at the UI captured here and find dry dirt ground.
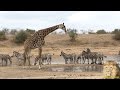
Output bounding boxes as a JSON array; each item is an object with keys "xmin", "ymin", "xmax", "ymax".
[
  {"xmin": 0, "ymin": 65, "xmax": 103, "ymax": 79},
  {"xmin": 0, "ymin": 34, "xmax": 120, "ymax": 79}
]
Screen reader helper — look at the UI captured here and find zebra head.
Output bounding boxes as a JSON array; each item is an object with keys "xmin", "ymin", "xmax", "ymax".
[{"xmin": 60, "ymin": 51, "xmax": 64, "ymax": 56}]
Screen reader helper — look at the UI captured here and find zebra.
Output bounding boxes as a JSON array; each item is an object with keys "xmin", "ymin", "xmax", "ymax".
[
  {"xmin": 96, "ymin": 52, "xmax": 107, "ymax": 65},
  {"xmin": 60, "ymin": 51, "xmax": 76, "ymax": 64},
  {"xmin": 11, "ymin": 51, "xmax": 33, "ymax": 66},
  {"xmin": 85, "ymin": 48, "xmax": 107, "ymax": 64},
  {"xmin": 0, "ymin": 54, "xmax": 12, "ymax": 66},
  {"xmin": 76, "ymin": 53, "xmax": 85, "ymax": 64},
  {"xmin": 11, "ymin": 51, "xmax": 25, "ymax": 66},
  {"xmin": 34, "ymin": 53, "xmax": 52, "ymax": 65}
]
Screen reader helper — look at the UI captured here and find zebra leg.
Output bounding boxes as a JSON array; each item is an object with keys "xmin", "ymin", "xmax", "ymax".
[
  {"xmin": 50, "ymin": 58, "xmax": 51, "ymax": 65},
  {"xmin": 95, "ymin": 58, "xmax": 97, "ymax": 64},
  {"xmin": 76, "ymin": 58, "xmax": 79, "ymax": 64},
  {"xmin": 5, "ymin": 60, "xmax": 7, "ymax": 66},
  {"xmin": 9, "ymin": 58, "xmax": 12, "ymax": 66},
  {"xmin": 83, "ymin": 58, "xmax": 86, "ymax": 64},
  {"xmin": 91, "ymin": 58, "xmax": 94, "ymax": 64},
  {"xmin": 2, "ymin": 59, "xmax": 3, "ymax": 66},
  {"xmin": 65, "ymin": 59, "xmax": 68, "ymax": 64},
  {"xmin": 88, "ymin": 59, "xmax": 89, "ymax": 64},
  {"xmin": 74, "ymin": 56, "xmax": 77, "ymax": 64},
  {"xmin": 34, "ymin": 57, "xmax": 39, "ymax": 66}
]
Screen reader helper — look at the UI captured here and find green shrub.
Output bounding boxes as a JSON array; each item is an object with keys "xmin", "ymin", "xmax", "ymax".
[
  {"xmin": 96, "ymin": 30, "xmax": 107, "ymax": 34},
  {"xmin": 113, "ymin": 31, "xmax": 120, "ymax": 40},
  {"xmin": 14, "ymin": 30, "xmax": 29, "ymax": 44},
  {"xmin": 111, "ymin": 29, "xmax": 120, "ymax": 34},
  {"xmin": 0, "ymin": 31, "xmax": 7, "ymax": 40},
  {"xmin": 25, "ymin": 29, "xmax": 35, "ymax": 35},
  {"xmin": 67, "ymin": 28, "xmax": 78, "ymax": 42},
  {"xmin": 10, "ymin": 29, "xmax": 17, "ymax": 35}
]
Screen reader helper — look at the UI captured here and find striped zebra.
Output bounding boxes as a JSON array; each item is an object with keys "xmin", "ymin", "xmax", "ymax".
[
  {"xmin": 85, "ymin": 48, "xmax": 106, "ymax": 64},
  {"xmin": 34, "ymin": 53, "xmax": 52, "ymax": 65},
  {"xmin": 60, "ymin": 51, "xmax": 76, "ymax": 64},
  {"xmin": 11, "ymin": 51, "xmax": 33, "ymax": 66},
  {"xmin": 76, "ymin": 53, "xmax": 86, "ymax": 64},
  {"xmin": 0, "ymin": 54, "xmax": 12, "ymax": 66},
  {"xmin": 11, "ymin": 51, "xmax": 24, "ymax": 65}
]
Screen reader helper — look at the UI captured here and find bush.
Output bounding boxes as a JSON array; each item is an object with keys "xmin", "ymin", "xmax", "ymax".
[
  {"xmin": 0, "ymin": 31, "xmax": 7, "ymax": 40},
  {"xmin": 67, "ymin": 28, "xmax": 78, "ymax": 41},
  {"xmin": 113, "ymin": 31, "xmax": 120, "ymax": 40},
  {"xmin": 96, "ymin": 30, "xmax": 107, "ymax": 34},
  {"xmin": 10, "ymin": 29, "xmax": 17, "ymax": 35},
  {"xmin": 14, "ymin": 30, "xmax": 29, "ymax": 44},
  {"xmin": 111, "ymin": 29, "xmax": 120, "ymax": 34},
  {"xmin": 25, "ymin": 29, "xmax": 35, "ymax": 35}
]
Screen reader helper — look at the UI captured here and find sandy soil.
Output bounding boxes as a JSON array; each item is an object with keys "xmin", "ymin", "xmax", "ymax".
[{"xmin": 0, "ymin": 65, "xmax": 103, "ymax": 79}]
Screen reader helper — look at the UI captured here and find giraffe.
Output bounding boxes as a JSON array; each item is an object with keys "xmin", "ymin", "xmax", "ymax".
[{"xmin": 23, "ymin": 23, "xmax": 66, "ymax": 69}]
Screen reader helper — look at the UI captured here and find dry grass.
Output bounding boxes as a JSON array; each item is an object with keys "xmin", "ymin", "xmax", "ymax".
[{"xmin": 0, "ymin": 34, "xmax": 120, "ymax": 55}]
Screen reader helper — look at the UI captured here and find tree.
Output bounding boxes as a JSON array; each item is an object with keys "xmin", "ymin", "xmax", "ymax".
[
  {"xmin": 2, "ymin": 28, "xmax": 9, "ymax": 34},
  {"xmin": 111, "ymin": 29, "xmax": 120, "ymax": 34},
  {"xmin": 96, "ymin": 29, "xmax": 107, "ymax": 34},
  {"xmin": 0, "ymin": 31, "xmax": 7, "ymax": 40},
  {"xmin": 14, "ymin": 30, "xmax": 29, "ymax": 44},
  {"xmin": 25, "ymin": 28, "xmax": 35, "ymax": 35},
  {"xmin": 10, "ymin": 29, "xmax": 17, "ymax": 35},
  {"xmin": 67, "ymin": 28, "xmax": 78, "ymax": 42}
]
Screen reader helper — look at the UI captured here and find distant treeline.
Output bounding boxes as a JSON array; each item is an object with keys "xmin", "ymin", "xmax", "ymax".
[
  {"xmin": 0, "ymin": 28, "xmax": 120, "ymax": 43},
  {"xmin": 0, "ymin": 28, "xmax": 120, "ymax": 35}
]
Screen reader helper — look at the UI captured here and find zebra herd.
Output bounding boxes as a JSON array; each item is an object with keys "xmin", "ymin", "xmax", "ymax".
[
  {"xmin": 0, "ymin": 48, "xmax": 107, "ymax": 67},
  {"xmin": 0, "ymin": 51, "xmax": 52, "ymax": 66},
  {"xmin": 60, "ymin": 48, "xmax": 107, "ymax": 65}
]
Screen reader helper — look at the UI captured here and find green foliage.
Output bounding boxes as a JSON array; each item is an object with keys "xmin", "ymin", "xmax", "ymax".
[
  {"xmin": 14, "ymin": 30, "xmax": 29, "ymax": 44},
  {"xmin": 0, "ymin": 31, "xmax": 7, "ymax": 40},
  {"xmin": 25, "ymin": 28, "xmax": 35, "ymax": 35},
  {"xmin": 2, "ymin": 28, "xmax": 9, "ymax": 34},
  {"xmin": 67, "ymin": 28, "xmax": 78, "ymax": 41},
  {"xmin": 10, "ymin": 29, "xmax": 17, "ymax": 35},
  {"xmin": 111, "ymin": 29, "xmax": 120, "ymax": 34},
  {"xmin": 113, "ymin": 31, "xmax": 120, "ymax": 40},
  {"xmin": 96, "ymin": 29, "xmax": 107, "ymax": 34}
]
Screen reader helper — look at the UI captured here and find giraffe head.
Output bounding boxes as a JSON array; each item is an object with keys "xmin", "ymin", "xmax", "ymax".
[{"xmin": 58, "ymin": 23, "xmax": 67, "ymax": 33}]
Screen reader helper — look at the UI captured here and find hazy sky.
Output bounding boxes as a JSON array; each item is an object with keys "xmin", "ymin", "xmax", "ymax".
[{"xmin": 0, "ymin": 11, "xmax": 120, "ymax": 33}]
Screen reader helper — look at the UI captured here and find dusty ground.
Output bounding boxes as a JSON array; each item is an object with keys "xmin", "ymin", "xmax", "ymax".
[
  {"xmin": 0, "ymin": 65, "xmax": 103, "ymax": 79},
  {"xmin": 0, "ymin": 34, "xmax": 120, "ymax": 79}
]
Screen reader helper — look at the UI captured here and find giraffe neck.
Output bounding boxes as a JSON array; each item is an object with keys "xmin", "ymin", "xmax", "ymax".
[{"xmin": 38, "ymin": 25, "xmax": 59, "ymax": 37}]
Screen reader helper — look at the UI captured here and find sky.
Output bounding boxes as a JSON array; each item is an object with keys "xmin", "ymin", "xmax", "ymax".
[{"xmin": 0, "ymin": 11, "xmax": 120, "ymax": 33}]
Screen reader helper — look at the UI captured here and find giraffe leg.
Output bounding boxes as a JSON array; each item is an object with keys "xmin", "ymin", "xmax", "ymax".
[
  {"xmin": 38, "ymin": 48, "xmax": 42, "ymax": 70},
  {"xmin": 28, "ymin": 56, "xmax": 31, "ymax": 68}
]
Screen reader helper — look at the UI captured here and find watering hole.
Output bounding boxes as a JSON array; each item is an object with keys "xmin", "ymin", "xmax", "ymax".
[
  {"xmin": 40, "ymin": 54, "xmax": 120, "ymax": 72},
  {"xmin": 0, "ymin": 54, "xmax": 120, "ymax": 73},
  {"xmin": 41, "ymin": 64, "xmax": 103, "ymax": 72}
]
